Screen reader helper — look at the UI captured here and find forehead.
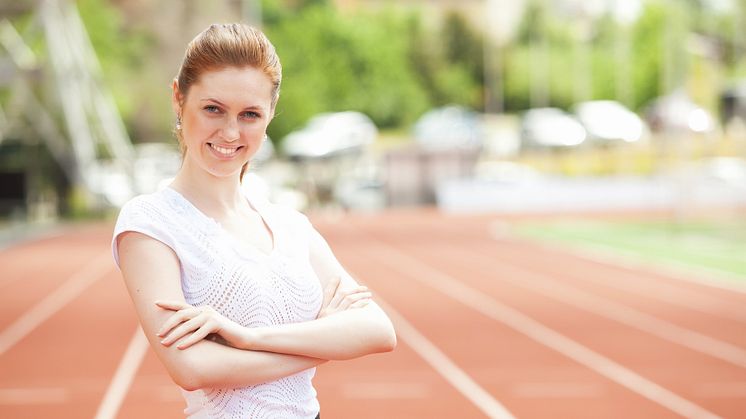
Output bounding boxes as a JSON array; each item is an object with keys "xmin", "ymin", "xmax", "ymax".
[{"xmin": 189, "ymin": 66, "xmax": 273, "ymax": 106}]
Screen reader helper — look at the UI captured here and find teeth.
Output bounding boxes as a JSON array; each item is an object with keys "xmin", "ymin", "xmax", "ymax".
[{"xmin": 210, "ymin": 143, "xmax": 239, "ymax": 156}]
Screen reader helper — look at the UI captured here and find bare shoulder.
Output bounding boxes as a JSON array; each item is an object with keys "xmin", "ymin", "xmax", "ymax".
[{"xmin": 117, "ymin": 231, "xmax": 182, "ymax": 301}]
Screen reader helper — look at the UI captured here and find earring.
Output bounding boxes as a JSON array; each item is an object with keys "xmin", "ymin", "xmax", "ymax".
[
  {"xmin": 175, "ymin": 116, "xmax": 182, "ymax": 130},
  {"xmin": 263, "ymin": 134, "xmax": 268, "ymax": 142}
]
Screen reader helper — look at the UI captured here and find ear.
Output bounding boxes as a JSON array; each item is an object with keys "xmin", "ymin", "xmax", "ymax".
[{"xmin": 171, "ymin": 79, "xmax": 183, "ymax": 117}]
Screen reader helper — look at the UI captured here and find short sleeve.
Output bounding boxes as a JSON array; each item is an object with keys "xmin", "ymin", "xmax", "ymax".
[{"xmin": 111, "ymin": 196, "xmax": 178, "ymax": 269}]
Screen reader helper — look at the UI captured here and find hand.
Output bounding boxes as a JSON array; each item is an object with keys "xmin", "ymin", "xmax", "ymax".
[
  {"xmin": 155, "ymin": 301, "xmax": 249, "ymax": 350},
  {"xmin": 317, "ymin": 276, "xmax": 372, "ymax": 319}
]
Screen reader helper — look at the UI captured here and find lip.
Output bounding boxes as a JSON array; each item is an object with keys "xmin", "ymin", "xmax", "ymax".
[{"xmin": 206, "ymin": 142, "xmax": 244, "ymax": 160}]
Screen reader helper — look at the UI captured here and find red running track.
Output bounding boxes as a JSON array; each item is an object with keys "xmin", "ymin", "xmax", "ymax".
[{"xmin": 1, "ymin": 211, "xmax": 745, "ymax": 418}]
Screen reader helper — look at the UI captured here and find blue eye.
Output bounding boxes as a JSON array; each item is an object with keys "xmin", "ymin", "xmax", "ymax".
[
  {"xmin": 204, "ymin": 105, "xmax": 221, "ymax": 114},
  {"xmin": 242, "ymin": 111, "xmax": 261, "ymax": 119}
]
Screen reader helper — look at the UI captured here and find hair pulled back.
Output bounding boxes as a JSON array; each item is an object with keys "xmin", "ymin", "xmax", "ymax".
[{"xmin": 174, "ymin": 23, "xmax": 281, "ymax": 180}]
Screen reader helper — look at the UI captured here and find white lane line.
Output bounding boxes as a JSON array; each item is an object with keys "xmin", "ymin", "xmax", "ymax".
[
  {"xmin": 94, "ymin": 326, "xmax": 149, "ymax": 419},
  {"xmin": 489, "ymin": 235, "xmax": 746, "ymax": 324},
  {"xmin": 369, "ymin": 294, "xmax": 516, "ymax": 419},
  {"xmin": 368, "ymin": 240, "xmax": 721, "ymax": 419},
  {"xmin": 504, "ymin": 228, "xmax": 746, "ymax": 296},
  {"xmin": 449, "ymin": 247, "xmax": 746, "ymax": 369},
  {"xmin": 0, "ymin": 252, "xmax": 112, "ymax": 356},
  {"xmin": 0, "ymin": 387, "xmax": 69, "ymax": 404}
]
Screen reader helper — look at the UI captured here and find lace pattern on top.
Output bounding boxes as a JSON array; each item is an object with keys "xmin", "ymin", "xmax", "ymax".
[{"xmin": 112, "ymin": 187, "xmax": 323, "ymax": 419}]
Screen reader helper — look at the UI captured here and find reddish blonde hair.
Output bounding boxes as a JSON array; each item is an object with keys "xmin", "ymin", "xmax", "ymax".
[{"xmin": 175, "ymin": 23, "xmax": 281, "ymax": 180}]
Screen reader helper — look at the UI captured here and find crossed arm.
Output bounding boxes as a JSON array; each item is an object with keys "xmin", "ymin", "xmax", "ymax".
[{"xmin": 116, "ymin": 227, "xmax": 396, "ymax": 391}]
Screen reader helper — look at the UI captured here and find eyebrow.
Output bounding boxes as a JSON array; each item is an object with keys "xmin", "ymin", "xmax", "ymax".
[{"xmin": 200, "ymin": 98, "xmax": 265, "ymax": 111}]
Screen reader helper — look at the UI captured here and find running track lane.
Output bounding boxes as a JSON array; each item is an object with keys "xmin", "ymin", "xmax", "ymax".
[
  {"xmin": 313, "ymin": 210, "xmax": 746, "ymax": 418},
  {"xmin": 1, "ymin": 212, "xmax": 744, "ymax": 418},
  {"xmin": 0, "ymin": 221, "xmax": 484, "ymax": 418}
]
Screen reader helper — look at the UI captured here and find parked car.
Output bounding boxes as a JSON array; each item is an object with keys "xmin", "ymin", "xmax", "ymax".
[
  {"xmin": 413, "ymin": 105, "xmax": 483, "ymax": 150},
  {"xmin": 281, "ymin": 111, "xmax": 377, "ymax": 160},
  {"xmin": 645, "ymin": 90, "xmax": 716, "ymax": 134},
  {"xmin": 520, "ymin": 107, "xmax": 586, "ymax": 148},
  {"xmin": 573, "ymin": 100, "xmax": 648, "ymax": 144}
]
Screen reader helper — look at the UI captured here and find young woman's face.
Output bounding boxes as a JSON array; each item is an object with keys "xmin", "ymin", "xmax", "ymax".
[{"xmin": 174, "ymin": 66, "xmax": 274, "ymax": 179}]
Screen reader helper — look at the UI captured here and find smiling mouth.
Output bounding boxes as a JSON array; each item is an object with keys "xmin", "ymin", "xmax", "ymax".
[{"xmin": 208, "ymin": 143, "xmax": 243, "ymax": 157}]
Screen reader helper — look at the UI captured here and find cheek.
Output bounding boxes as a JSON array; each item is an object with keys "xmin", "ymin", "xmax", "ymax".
[
  {"xmin": 184, "ymin": 119, "xmax": 224, "ymax": 149},
  {"xmin": 243, "ymin": 122, "xmax": 268, "ymax": 138}
]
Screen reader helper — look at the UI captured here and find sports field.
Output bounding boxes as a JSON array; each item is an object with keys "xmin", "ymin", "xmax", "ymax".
[{"xmin": 1, "ymin": 210, "xmax": 745, "ymax": 418}]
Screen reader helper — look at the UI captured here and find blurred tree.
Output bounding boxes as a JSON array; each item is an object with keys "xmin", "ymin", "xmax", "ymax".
[
  {"xmin": 263, "ymin": 4, "xmax": 430, "ymax": 142},
  {"xmin": 501, "ymin": 0, "xmax": 698, "ymax": 113},
  {"xmin": 440, "ymin": 12, "xmax": 483, "ymax": 109},
  {"xmin": 77, "ymin": 0, "xmax": 154, "ymax": 136},
  {"xmin": 629, "ymin": 3, "xmax": 668, "ymax": 110}
]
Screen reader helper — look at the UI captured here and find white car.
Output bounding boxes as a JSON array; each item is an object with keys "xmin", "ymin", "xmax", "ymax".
[
  {"xmin": 645, "ymin": 90, "xmax": 717, "ymax": 134},
  {"xmin": 521, "ymin": 108, "xmax": 586, "ymax": 148},
  {"xmin": 413, "ymin": 105, "xmax": 483, "ymax": 150},
  {"xmin": 281, "ymin": 112, "xmax": 377, "ymax": 160},
  {"xmin": 573, "ymin": 100, "xmax": 648, "ymax": 143}
]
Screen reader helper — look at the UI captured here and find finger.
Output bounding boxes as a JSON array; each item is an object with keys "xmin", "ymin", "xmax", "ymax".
[
  {"xmin": 160, "ymin": 311, "xmax": 205, "ymax": 343},
  {"xmin": 329, "ymin": 281, "xmax": 364, "ymax": 304},
  {"xmin": 155, "ymin": 300, "xmax": 191, "ymax": 311},
  {"xmin": 348, "ymin": 299, "xmax": 371, "ymax": 309},
  {"xmin": 176, "ymin": 324, "xmax": 213, "ymax": 350},
  {"xmin": 339, "ymin": 291, "xmax": 372, "ymax": 310},
  {"xmin": 329, "ymin": 284, "xmax": 366, "ymax": 309},
  {"xmin": 321, "ymin": 276, "xmax": 341, "ymax": 308},
  {"xmin": 157, "ymin": 307, "xmax": 200, "ymax": 337}
]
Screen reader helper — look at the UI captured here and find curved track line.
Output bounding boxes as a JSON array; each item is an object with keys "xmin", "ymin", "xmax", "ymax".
[
  {"xmin": 94, "ymin": 326, "xmax": 149, "ymax": 419},
  {"xmin": 487, "ymin": 237, "xmax": 746, "ymax": 324},
  {"xmin": 366, "ymin": 239, "xmax": 721, "ymax": 419},
  {"xmin": 450, "ymin": 247, "xmax": 746, "ymax": 369},
  {"xmin": 369, "ymin": 293, "xmax": 516, "ymax": 419},
  {"xmin": 513, "ymin": 230, "xmax": 746, "ymax": 296},
  {"xmin": 0, "ymin": 252, "xmax": 112, "ymax": 356}
]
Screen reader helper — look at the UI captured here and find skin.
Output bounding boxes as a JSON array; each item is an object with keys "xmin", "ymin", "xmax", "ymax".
[{"xmin": 116, "ymin": 66, "xmax": 396, "ymax": 391}]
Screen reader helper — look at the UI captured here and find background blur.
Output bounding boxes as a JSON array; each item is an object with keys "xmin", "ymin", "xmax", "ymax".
[
  {"xmin": 2, "ymin": 1, "xmax": 746, "ymax": 418},
  {"xmin": 2, "ymin": 0, "xmax": 745, "ymax": 276},
  {"xmin": 0, "ymin": 0, "xmax": 746, "ymax": 213}
]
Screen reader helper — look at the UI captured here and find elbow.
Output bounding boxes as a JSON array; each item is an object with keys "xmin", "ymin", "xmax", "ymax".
[
  {"xmin": 369, "ymin": 310, "xmax": 397, "ymax": 354},
  {"xmin": 170, "ymin": 365, "xmax": 204, "ymax": 392},
  {"xmin": 379, "ymin": 326, "xmax": 397, "ymax": 353},
  {"xmin": 165, "ymin": 352, "xmax": 208, "ymax": 391},
  {"xmin": 174, "ymin": 375, "xmax": 203, "ymax": 392},
  {"xmin": 369, "ymin": 320, "xmax": 397, "ymax": 355}
]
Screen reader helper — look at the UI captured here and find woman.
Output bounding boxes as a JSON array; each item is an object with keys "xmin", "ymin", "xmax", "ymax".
[{"xmin": 112, "ymin": 23, "xmax": 397, "ymax": 418}]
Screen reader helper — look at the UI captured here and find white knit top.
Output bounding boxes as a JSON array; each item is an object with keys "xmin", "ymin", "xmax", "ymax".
[{"xmin": 111, "ymin": 186, "xmax": 323, "ymax": 419}]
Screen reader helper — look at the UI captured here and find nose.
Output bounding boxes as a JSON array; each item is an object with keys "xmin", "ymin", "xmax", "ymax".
[{"xmin": 220, "ymin": 118, "xmax": 240, "ymax": 142}]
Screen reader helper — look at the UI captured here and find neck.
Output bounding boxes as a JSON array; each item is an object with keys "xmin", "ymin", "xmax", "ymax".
[{"xmin": 169, "ymin": 157, "xmax": 246, "ymax": 217}]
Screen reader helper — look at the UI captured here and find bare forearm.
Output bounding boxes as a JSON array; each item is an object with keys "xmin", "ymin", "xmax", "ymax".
[
  {"xmin": 242, "ymin": 304, "xmax": 396, "ymax": 360},
  {"xmin": 164, "ymin": 339, "xmax": 326, "ymax": 390}
]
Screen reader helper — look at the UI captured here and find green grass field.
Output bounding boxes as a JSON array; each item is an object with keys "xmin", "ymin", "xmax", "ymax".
[{"xmin": 514, "ymin": 218, "xmax": 746, "ymax": 281}]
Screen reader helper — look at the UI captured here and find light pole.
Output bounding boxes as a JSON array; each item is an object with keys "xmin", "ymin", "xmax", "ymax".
[{"xmin": 484, "ymin": 0, "xmax": 504, "ymax": 114}]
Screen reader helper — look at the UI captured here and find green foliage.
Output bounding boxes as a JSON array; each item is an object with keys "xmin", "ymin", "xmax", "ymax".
[
  {"xmin": 502, "ymin": 1, "xmax": 687, "ymax": 112},
  {"xmin": 263, "ymin": 3, "xmax": 485, "ymax": 142},
  {"xmin": 629, "ymin": 3, "xmax": 668, "ymax": 109},
  {"xmin": 77, "ymin": 0, "xmax": 154, "ymax": 130},
  {"xmin": 71, "ymin": 0, "xmax": 742, "ymax": 143}
]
